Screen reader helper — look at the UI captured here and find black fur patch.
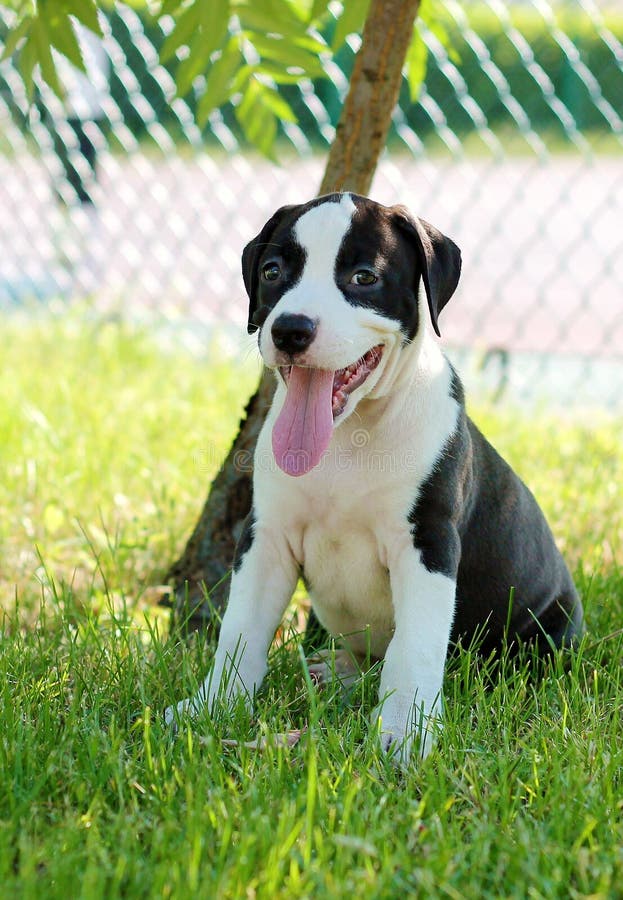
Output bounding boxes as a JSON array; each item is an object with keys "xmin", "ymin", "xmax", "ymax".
[
  {"xmin": 334, "ymin": 197, "xmax": 421, "ymax": 338},
  {"xmin": 448, "ymin": 362, "xmax": 463, "ymax": 404},
  {"xmin": 408, "ymin": 382, "xmax": 583, "ymax": 654},
  {"xmin": 233, "ymin": 510, "xmax": 255, "ymax": 573},
  {"xmin": 250, "ymin": 236, "xmax": 307, "ymax": 332},
  {"xmin": 408, "ymin": 431, "xmax": 467, "ymax": 579}
]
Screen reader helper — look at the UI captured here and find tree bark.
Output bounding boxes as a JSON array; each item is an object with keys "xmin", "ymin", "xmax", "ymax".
[{"xmin": 167, "ymin": 0, "xmax": 422, "ymax": 630}]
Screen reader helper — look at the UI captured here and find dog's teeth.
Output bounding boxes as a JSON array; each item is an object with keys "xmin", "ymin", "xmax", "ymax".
[
  {"xmin": 330, "ymin": 345, "xmax": 383, "ymax": 417},
  {"xmin": 332, "ymin": 389, "xmax": 346, "ymax": 412}
]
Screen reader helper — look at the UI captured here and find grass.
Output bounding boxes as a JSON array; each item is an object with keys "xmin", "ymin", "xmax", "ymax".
[{"xmin": 1, "ymin": 308, "xmax": 622, "ymax": 898}]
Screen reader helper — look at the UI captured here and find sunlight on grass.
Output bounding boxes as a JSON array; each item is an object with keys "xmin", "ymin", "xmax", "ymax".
[
  {"xmin": 1, "ymin": 310, "xmax": 621, "ymax": 897},
  {"xmin": 0, "ymin": 308, "xmax": 260, "ymax": 622}
]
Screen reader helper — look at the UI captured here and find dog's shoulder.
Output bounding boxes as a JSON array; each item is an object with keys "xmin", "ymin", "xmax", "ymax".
[{"xmin": 405, "ymin": 362, "xmax": 472, "ymax": 570}]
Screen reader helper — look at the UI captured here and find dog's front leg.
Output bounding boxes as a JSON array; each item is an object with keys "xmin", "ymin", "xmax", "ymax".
[
  {"xmin": 165, "ymin": 521, "xmax": 298, "ymax": 726},
  {"xmin": 375, "ymin": 537, "xmax": 458, "ymax": 764}
]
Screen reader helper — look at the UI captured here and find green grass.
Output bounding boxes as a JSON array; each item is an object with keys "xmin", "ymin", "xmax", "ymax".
[{"xmin": 1, "ymin": 309, "xmax": 622, "ymax": 898}]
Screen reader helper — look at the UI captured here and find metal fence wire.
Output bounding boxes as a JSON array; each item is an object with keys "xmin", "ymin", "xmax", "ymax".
[{"xmin": 0, "ymin": 1, "xmax": 622, "ymax": 405}]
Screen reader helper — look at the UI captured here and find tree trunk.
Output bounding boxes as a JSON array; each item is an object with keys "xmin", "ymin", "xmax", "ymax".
[
  {"xmin": 167, "ymin": 0, "xmax": 422, "ymax": 630},
  {"xmin": 318, "ymin": 0, "xmax": 422, "ymax": 197}
]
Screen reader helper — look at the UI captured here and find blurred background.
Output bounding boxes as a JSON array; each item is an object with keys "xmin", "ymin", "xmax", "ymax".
[{"xmin": 1, "ymin": 0, "xmax": 622, "ymax": 406}]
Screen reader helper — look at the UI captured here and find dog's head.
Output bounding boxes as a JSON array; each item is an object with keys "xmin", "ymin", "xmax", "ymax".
[{"xmin": 241, "ymin": 193, "xmax": 461, "ymax": 476}]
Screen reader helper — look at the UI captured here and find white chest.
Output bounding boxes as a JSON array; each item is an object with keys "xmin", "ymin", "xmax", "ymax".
[
  {"xmin": 300, "ymin": 513, "xmax": 395, "ymax": 657},
  {"xmin": 253, "ymin": 354, "xmax": 459, "ymax": 657}
]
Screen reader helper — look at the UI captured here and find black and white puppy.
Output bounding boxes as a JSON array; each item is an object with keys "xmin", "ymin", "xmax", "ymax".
[{"xmin": 166, "ymin": 193, "xmax": 584, "ymax": 762}]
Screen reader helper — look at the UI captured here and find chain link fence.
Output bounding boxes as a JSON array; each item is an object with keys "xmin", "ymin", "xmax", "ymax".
[{"xmin": 1, "ymin": 1, "xmax": 622, "ymax": 405}]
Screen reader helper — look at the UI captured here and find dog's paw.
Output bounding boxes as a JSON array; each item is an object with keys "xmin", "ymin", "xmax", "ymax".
[
  {"xmin": 377, "ymin": 722, "xmax": 434, "ymax": 767},
  {"xmin": 306, "ymin": 649, "xmax": 361, "ymax": 691},
  {"xmin": 372, "ymin": 698, "xmax": 439, "ymax": 767},
  {"xmin": 164, "ymin": 695, "xmax": 204, "ymax": 732}
]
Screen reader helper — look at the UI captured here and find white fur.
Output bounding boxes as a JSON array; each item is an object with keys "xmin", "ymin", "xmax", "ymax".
[
  {"xmin": 375, "ymin": 543, "xmax": 455, "ymax": 761},
  {"xmin": 166, "ymin": 198, "xmax": 459, "ymax": 764}
]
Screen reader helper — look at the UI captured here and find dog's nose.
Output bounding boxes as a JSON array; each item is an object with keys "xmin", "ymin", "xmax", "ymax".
[{"xmin": 271, "ymin": 314, "xmax": 318, "ymax": 356}]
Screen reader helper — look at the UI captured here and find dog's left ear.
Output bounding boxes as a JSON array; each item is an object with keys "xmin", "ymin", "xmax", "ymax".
[
  {"xmin": 242, "ymin": 205, "xmax": 298, "ymax": 334},
  {"xmin": 391, "ymin": 206, "xmax": 462, "ymax": 337}
]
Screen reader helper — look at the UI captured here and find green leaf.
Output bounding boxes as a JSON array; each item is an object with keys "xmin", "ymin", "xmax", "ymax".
[
  {"xmin": 331, "ymin": 0, "xmax": 371, "ymax": 51},
  {"xmin": 6, "ymin": 2, "xmax": 105, "ymax": 101},
  {"xmin": 247, "ymin": 32, "xmax": 327, "ymax": 77},
  {"xmin": 17, "ymin": 31, "xmax": 38, "ymax": 97},
  {"xmin": 228, "ymin": 62, "xmax": 254, "ymax": 96},
  {"xmin": 237, "ymin": 7, "xmax": 298, "ymax": 38},
  {"xmin": 0, "ymin": 0, "xmax": 34, "ymax": 11},
  {"xmin": 256, "ymin": 84, "xmax": 297, "ymax": 122},
  {"xmin": 255, "ymin": 60, "xmax": 313, "ymax": 84},
  {"xmin": 197, "ymin": 0, "xmax": 229, "ymax": 55},
  {"xmin": 236, "ymin": 99, "xmax": 277, "ymax": 159},
  {"xmin": 237, "ymin": 1, "xmax": 306, "ymax": 38},
  {"xmin": 417, "ymin": 0, "xmax": 432, "ymax": 23},
  {"xmin": 196, "ymin": 37, "xmax": 244, "ymax": 125},
  {"xmin": 417, "ymin": 0, "xmax": 459, "ymax": 63},
  {"xmin": 32, "ymin": 16, "xmax": 64, "ymax": 98},
  {"xmin": 58, "ymin": 0, "xmax": 104, "ymax": 37},
  {"xmin": 160, "ymin": 4, "xmax": 200, "ymax": 61},
  {"xmin": 405, "ymin": 26, "xmax": 428, "ymax": 103},
  {"xmin": 281, "ymin": 32, "xmax": 328, "ymax": 55},
  {"xmin": 174, "ymin": 44, "xmax": 209, "ymax": 97},
  {"xmin": 175, "ymin": 24, "xmax": 229, "ymax": 96},
  {"xmin": 236, "ymin": 0, "xmax": 306, "ymax": 28},
  {"xmin": 159, "ymin": 0, "xmax": 185, "ymax": 15},
  {"xmin": 235, "ymin": 73, "xmax": 261, "ymax": 120},
  {"xmin": 0, "ymin": 14, "xmax": 32, "ymax": 62},
  {"xmin": 428, "ymin": 19, "xmax": 460, "ymax": 64},
  {"xmin": 0, "ymin": 16, "xmax": 32, "ymax": 61},
  {"xmin": 235, "ymin": 76, "xmax": 282, "ymax": 158},
  {"xmin": 161, "ymin": 0, "xmax": 230, "ymax": 87},
  {"xmin": 309, "ymin": 0, "xmax": 331, "ymax": 23},
  {"xmin": 42, "ymin": 7, "xmax": 86, "ymax": 72}
]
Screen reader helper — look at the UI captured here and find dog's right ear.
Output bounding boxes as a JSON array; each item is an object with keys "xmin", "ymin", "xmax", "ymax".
[
  {"xmin": 242, "ymin": 205, "xmax": 298, "ymax": 334},
  {"xmin": 391, "ymin": 206, "xmax": 462, "ymax": 337}
]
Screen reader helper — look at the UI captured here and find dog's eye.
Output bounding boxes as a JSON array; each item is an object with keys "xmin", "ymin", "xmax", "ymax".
[
  {"xmin": 351, "ymin": 269, "xmax": 377, "ymax": 286},
  {"xmin": 262, "ymin": 263, "xmax": 281, "ymax": 282}
]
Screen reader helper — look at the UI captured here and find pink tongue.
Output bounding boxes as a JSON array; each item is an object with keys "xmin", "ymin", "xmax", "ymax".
[{"xmin": 272, "ymin": 367, "xmax": 335, "ymax": 476}]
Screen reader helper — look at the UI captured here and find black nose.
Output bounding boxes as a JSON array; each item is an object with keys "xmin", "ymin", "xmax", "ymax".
[{"xmin": 271, "ymin": 314, "xmax": 318, "ymax": 356}]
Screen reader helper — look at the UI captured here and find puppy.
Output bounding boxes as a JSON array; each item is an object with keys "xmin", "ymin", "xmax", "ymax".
[{"xmin": 166, "ymin": 193, "xmax": 584, "ymax": 762}]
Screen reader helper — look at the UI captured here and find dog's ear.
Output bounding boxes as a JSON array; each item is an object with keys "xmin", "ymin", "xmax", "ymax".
[
  {"xmin": 242, "ymin": 205, "xmax": 298, "ymax": 334},
  {"xmin": 391, "ymin": 206, "xmax": 462, "ymax": 337}
]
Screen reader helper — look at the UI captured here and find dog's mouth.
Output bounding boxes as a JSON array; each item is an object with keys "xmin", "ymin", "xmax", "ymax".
[
  {"xmin": 273, "ymin": 345, "xmax": 384, "ymax": 477},
  {"xmin": 279, "ymin": 344, "xmax": 383, "ymax": 419}
]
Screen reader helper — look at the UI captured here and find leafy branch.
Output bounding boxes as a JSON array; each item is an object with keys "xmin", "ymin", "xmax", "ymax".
[{"xmin": 0, "ymin": 0, "xmax": 440, "ymax": 156}]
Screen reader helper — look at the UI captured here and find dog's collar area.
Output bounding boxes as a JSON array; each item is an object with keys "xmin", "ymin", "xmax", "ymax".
[{"xmin": 278, "ymin": 344, "xmax": 384, "ymax": 420}]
